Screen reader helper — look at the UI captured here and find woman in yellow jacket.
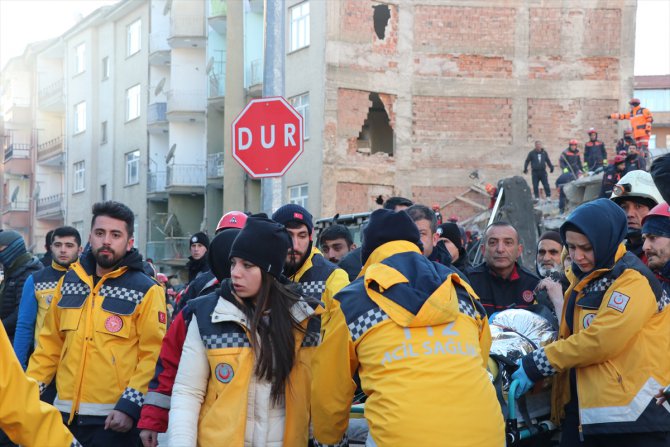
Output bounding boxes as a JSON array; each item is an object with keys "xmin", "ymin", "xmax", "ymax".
[
  {"xmin": 0, "ymin": 321, "xmax": 79, "ymax": 446},
  {"xmin": 513, "ymin": 199, "xmax": 670, "ymax": 447},
  {"xmin": 168, "ymin": 216, "xmax": 322, "ymax": 446}
]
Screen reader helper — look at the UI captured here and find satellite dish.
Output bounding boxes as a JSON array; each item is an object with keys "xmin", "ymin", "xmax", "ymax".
[
  {"xmin": 10, "ymin": 186, "xmax": 19, "ymax": 203},
  {"xmin": 166, "ymin": 144, "xmax": 176, "ymax": 164},
  {"xmin": 154, "ymin": 78, "xmax": 166, "ymax": 96},
  {"xmin": 206, "ymin": 57, "xmax": 215, "ymax": 74},
  {"xmin": 163, "ymin": 0, "xmax": 172, "ymax": 15}
]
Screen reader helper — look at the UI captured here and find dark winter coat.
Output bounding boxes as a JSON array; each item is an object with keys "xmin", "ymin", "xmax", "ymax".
[
  {"xmin": 584, "ymin": 139, "xmax": 607, "ymax": 171},
  {"xmin": 0, "ymin": 253, "xmax": 43, "ymax": 340},
  {"xmin": 186, "ymin": 256, "xmax": 209, "ymax": 284},
  {"xmin": 651, "ymin": 153, "xmax": 670, "ymax": 204},
  {"xmin": 559, "ymin": 148, "xmax": 583, "ymax": 175},
  {"xmin": 524, "ymin": 149, "xmax": 554, "ymax": 172}
]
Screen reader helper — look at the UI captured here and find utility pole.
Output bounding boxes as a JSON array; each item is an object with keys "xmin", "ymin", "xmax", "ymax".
[{"xmin": 260, "ymin": 0, "xmax": 285, "ymax": 216}]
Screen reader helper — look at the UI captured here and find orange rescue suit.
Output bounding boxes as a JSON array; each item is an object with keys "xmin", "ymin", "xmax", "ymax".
[{"xmin": 610, "ymin": 105, "xmax": 653, "ymax": 145}]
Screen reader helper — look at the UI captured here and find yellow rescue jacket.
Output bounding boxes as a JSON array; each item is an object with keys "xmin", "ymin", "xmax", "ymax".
[
  {"xmin": 169, "ymin": 286, "xmax": 323, "ymax": 446},
  {"xmin": 33, "ymin": 261, "xmax": 68, "ymax": 344},
  {"xmin": 524, "ymin": 245, "xmax": 670, "ymax": 435},
  {"xmin": 27, "ymin": 250, "xmax": 167, "ymax": 423},
  {"xmin": 0, "ymin": 321, "xmax": 76, "ymax": 447},
  {"xmin": 311, "ymin": 241, "xmax": 505, "ymax": 447},
  {"xmin": 290, "ymin": 246, "xmax": 349, "ymax": 309}
]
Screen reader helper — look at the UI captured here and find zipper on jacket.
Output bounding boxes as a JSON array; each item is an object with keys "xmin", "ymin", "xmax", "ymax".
[{"xmin": 578, "ymin": 423, "xmax": 584, "ymax": 442}]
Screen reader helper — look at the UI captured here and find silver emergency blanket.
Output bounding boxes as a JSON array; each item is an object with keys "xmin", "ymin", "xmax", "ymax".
[{"xmin": 491, "ymin": 309, "xmax": 557, "ymax": 349}]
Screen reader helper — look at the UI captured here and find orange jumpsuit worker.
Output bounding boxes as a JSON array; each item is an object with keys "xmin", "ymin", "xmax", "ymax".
[{"xmin": 609, "ymin": 98, "xmax": 653, "ymax": 150}]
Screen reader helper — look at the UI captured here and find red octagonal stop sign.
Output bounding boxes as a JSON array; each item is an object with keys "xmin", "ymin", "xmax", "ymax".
[{"xmin": 232, "ymin": 97, "xmax": 304, "ymax": 178}]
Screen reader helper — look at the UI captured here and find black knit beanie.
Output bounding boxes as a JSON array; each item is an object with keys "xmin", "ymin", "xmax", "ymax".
[
  {"xmin": 208, "ymin": 228, "xmax": 241, "ymax": 281},
  {"xmin": 538, "ymin": 230, "xmax": 562, "ymax": 247},
  {"xmin": 436, "ymin": 223, "xmax": 463, "ymax": 251},
  {"xmin": 361, "ymin": 209, "xmax": 423, "ymax": 265},
  {"xmin": 271, "ymin": 204, "xmax": 314, "ymax": 234},
  {"xmin": 229, "ymin": 216, "xmax": 291, "ymax": 279},
  {"xmin": 190, "ymin": 232, "xmax": 210, "ymax": 249}
]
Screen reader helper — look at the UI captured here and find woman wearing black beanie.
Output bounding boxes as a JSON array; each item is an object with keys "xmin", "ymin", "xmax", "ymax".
[{"xmin": 168, "ymin": 215, "xmax": 323, "ymax": 446}]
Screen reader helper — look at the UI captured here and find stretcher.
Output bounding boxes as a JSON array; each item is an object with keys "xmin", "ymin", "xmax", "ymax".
[{"xmin": 504, "ymin": 379, "xmax": 557, "ymax": 446}]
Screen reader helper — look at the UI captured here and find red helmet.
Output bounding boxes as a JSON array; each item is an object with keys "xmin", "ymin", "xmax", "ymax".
[
  {"xmin": 156, "ymin": 273, "xmax": 169, "ymax": 284},
  {"xmin": 614, "ymin": 154, "xmax": 626, "ymax": 164},
  {"xmin": 624, "ymin": 128, "xmax": 633, "ymax": 135},
  {"xmin": 629, "ymin": 98, "xmax": 641, "ymax": 106},
  {"xmin": 587, "ymin": 127, "xmax": 597, "ymax": 134},
  {"xmin": 641, "ymin": 202, "xmax": 670, "ymax": 226},
  {"xmin": 216, "ymin": 211, "xmax": 247, "ymax": 232},
  {"xmin": 569, "ymin": 139, "xmax": 578, "ymax": 145}
]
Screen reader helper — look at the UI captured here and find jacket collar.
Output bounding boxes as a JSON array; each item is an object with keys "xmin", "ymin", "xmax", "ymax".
[
  {"xmin": 572, "ymin": 244, "xmax": 627, "ymax": 292},
  {"xmin": 291, "ymin": 246, "xmax": 321, "ymax": 282},
  {"xmin": 51, "ymin": 260, "xmax": 69, "ymax": 272},
  {"xmin": 358, "ymin": 240, "xmax": 421, "ymax": 278}
]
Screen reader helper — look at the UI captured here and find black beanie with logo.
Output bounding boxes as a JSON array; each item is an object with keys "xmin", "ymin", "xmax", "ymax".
[{"xmin": 229, "ymin": 215, "xmax": 292, "ymax": 279}]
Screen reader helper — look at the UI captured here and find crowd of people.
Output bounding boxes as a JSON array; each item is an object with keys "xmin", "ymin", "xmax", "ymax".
[{"xmin": 0, "ymin": 148, "xmax": 668, "ymax": 446}]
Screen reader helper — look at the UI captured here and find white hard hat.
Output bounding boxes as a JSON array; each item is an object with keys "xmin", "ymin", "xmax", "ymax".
[{"xmin": 610, "ymin": 170, "xmax": 663, "ymax": 207}]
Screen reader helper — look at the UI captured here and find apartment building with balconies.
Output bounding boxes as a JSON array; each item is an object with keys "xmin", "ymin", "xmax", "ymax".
[{"xmin": 62, "ymin": 0, "xmax": 150, "ymax": 248}]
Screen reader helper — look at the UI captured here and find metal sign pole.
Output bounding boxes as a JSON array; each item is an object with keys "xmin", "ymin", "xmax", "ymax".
[{"xmin": 261, "ymin": 0, "xmax": 285, "ymax": 216}]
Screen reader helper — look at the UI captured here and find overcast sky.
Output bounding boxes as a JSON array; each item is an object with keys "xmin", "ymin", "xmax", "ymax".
[{"xmin": 1, "ymin": 0, "xmax": 669, "ymax": 74}]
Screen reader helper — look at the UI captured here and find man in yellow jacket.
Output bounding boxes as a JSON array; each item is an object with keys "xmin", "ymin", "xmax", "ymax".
[
  {"xmin": 27, "ymin": 201, "xmax": 167, "ymax": 446},
  {"xmin": 311, "ymin": 209, "xmax": 504, "ymax": 447},
  {"xmin": 513, "ymin": 199, "xmax": 670, "ymax": 446},
  {"xmin": 0, "ymin": 320, "xmax": 79, "ymax": 447}
]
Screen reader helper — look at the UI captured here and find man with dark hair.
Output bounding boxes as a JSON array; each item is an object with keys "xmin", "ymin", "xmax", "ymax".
[
  {"xmin": 185, "ymin": 232, "xmax": 209, "ymax": 284},
  {"xmin": 272, "ymin": 204, "xmax": 349, "ymax": 307},
  {"xmin": 524, "ymin": 140, "xmax": 554, "ymax": 199},
  {"xmin": 406, "ymin": 204, "xmax": 438, "ymax": 258},
  {"xmin": 382, "ymin": 196, "xmax": 413, "ymax": 211},
  {"xmin": 584, "ymin": 128, "xmax": 608, "ymax": 172},
  {"xmin": 318, "ymin": 224, "xmax": 356, "ymax": 264},
  {"xmin": 466, "ymin": 222, "xmax": 540, "ymax": 316},
  {"xmin": 27, "ymin": 201, "xmax": 167, "ymax": 446},
  {"xmin": 437, "ymin": 222, "xmax": 469, "ymax": 271},
  {"xmin": 14, "ymin": 226, "xmax": 82, "ymax": 370},
  {"xmin": 40, "ymin": 230, "xmax": 54, "ymax": 267}
]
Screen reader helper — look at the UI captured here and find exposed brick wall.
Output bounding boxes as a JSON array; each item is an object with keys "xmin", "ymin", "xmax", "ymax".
[
  {"xmin": 413, "ymin": 96, "xmax": 513, "ymax": 144},
  {"xmin": 340, "ymin": 0, "xmax": 398, "ymax": 54},
  {"xmin": 414, "ymin": 6, "xmax": 516, "ymax": 54},
  {"xmin": 583, "ymin": 9, "xmax": 621, "ymax": 55},
  {"xmin": 529, "ymin": 8, "xmax": 562, "ymax": 55},
  {"xmin": 335, "ymin": 182, "xmax": 393, "ymax": 213},
  {"xmin": 415, "ymin": 54, "xmax": 513, "ymax": 78},
  {"xmin": 528, "ymin": 56, "xmax": 619, "ymax": 81}
]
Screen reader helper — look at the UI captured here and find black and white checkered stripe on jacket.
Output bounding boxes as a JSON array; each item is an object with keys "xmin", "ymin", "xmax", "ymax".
[
  {"xmin": 531, "ymin": 348, "xmax": 557, "ymax": 377},
  {"xmin": 347, "ymin": 307, "xmax": 389, "ymax": 342},
  {"xmin": 202, "ymin": 333, "xmax": 251, "ymax": 349},
  {"xmin": 121, "ymin": 387, "xmax": 145, "ymax": 406},
  {"xmin": 60, "ymin": 282, "xmax": 90, "ymax": 296},
  {"xmin": 100, "ymin": 285, "xmax": 144, "ymax": 305},
  {"xmin": 34, "ymin": 281, "xmax": 58, "ymax": 291}
]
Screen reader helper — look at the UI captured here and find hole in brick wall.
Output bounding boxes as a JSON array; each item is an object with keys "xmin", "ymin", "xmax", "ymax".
[
  {"xmin": 356, "ymin": 92, "xmax": 395, "ymax": 156},
  {"xmin": 373, "ymin": 4, "xmax": 391, "ymax": 40}
]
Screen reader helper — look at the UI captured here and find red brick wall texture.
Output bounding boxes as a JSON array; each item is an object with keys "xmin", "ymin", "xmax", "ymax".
[{"xmin": 322, "ymin": 2, "xmax": 629, "ymax": 220}]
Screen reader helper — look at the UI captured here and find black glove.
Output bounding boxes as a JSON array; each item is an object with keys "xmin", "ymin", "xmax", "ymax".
[
  {"xmin": 550, "ymin": 167, "xmax": 554, "ymax": 173},
  {"xmin": 606, "ymin": 115, "xmax": 612, "ymax": 119},
  {"xmin": 523, "ymin": 170, "xmax": 528, "ymax": 174}
]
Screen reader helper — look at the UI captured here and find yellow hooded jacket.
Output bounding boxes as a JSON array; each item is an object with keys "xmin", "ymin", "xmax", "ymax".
[
  {"xmin": 311, "ymin": 241, "xmax": 505, "ymax": 447},
  {"xmin": 0, "ymin": 321, "xmax": 78, "ymax": 447},
  {"xmin": 522, "ymin": 245, "xmax": 670, "ymax": 435},
  {"xmin": 27, "ymin": 250, "xmax": 167, "ymax": 423},
  {"xmin": 289, "ymin": 246, "xmax": 349, "ymax": 309}
]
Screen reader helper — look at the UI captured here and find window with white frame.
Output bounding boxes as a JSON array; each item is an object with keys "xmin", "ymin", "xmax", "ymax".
[
  {"xmin": 75, "ymin": 43, "xmax": 85, "ymax": 74},
  {"xmin": 127, "ymin": 19, "xmax": 141, "ymax": 56},
  {"xmin": 126, "ymin": 84, "xmax": 141, "ymax": 121},
  {"xmin": 74, "ymin": 102, "xmax": 86, "ymax": 134},
  {"xmin": 72, "ymin": 220, "xmax": 84, "ymax": 236},
  {"xmin": 288, "ymin": 184, "xmax": 308, "ymax": 208},
  {"xmin": 289, "ymin": 93, "xmax": 309, "ymax": 139},
  {"xmin": 102, "ymin": 57, "xmax": 110, "ymax": 80},
  {"xmin": 73, "ymin": 161, "xmax": 85, "ymax": 193},
  {"xmin": 289, "ymin": 2, "xmax": 310, "ymax": 52},
  {"xmin": 125, "ymin": 150, "xmax": 140, "ymax": 185}
]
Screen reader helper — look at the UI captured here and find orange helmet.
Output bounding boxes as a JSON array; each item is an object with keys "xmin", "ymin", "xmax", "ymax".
[
  {"xmin": 569, "ymin": 139, "xmax": 578, "ymax": 145},
  {"xmin": 216, "ymin": 211, "xmax": 247, "ymax": 232},
  {"xmin": 587, "ymin": 127, "xmax": 597, "ymax": 134}
]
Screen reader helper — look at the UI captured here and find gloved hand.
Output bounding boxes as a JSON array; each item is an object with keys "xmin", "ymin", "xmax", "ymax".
[
  {"xmin": 511, "ymin": 360, "xmax": 535, "ymax": 399},
  {"xmin": 488, "ymin": 312, "xmax": 500, "ymax": 324},
  {"xmin": 550, "ymin": 167, "xmax": 554, "ymax": 173},
  {"xmin": 606, "ymin": 115, "xmax": 612, "ymax": 119},
  {"xmin": 563, "ymin": 167, "xmax": 569, "ymax": 174},
  {"xmin": 523, "ymin": 169, "xmax": 528, "ymax": 174}
]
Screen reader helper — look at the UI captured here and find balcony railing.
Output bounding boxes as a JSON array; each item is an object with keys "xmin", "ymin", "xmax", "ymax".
[
  {"xmin": 166, "ymin": 89, "xmax": 206, "ymax": 114},
  {"xmin": 2, "ymin": 201, "xmax": 29, "ymax": 213},
  {"xmin": 248, "ymin": 59, "xmax": 263, "ymax": 86},
  {"xmin": 208, "ymin": 72, "xmax": 225, "ymax": 98},
  {"xmin": 209, "ymin": 0, "xmax": 227, "ymax": 17},
  {"xmin": 148, "ymin": 102, "xmax": 167, "ymax": 124},
  {"xmin": 146, "ymin": 237, "xmax": 191, "ymax": 262},
  {"xmin": 4, "ymin": 143, "xmax": 31, "ymax": 160},
  {"xmin": 207, "ymin": 153, "xmax": 224, "ymax": 178},
  {"xmin": 167, "ymin": 164, "xmax": 206, "ymax": 187},
  {"xmin": 37, "ymin": 136, "xmax": 63, "ymax": 160},
  {"xmin": 148, "ymin": 171, "xmax": 167, "ymax": 193},
  {"xmin": 38, "ymin": 79, "xmax": 64, "ymax": 102},
  {"xmin": 36, "ymin": 194, "xmax": 63, "ymax": 217},
  {"xmin": 170, "ymin": 15, "xmax": 205, "ymax": 38}
]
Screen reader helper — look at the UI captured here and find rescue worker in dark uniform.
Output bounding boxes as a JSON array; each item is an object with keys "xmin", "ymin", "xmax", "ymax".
[
  {"xmin": 624, "ymin": 144, "xmax": 646, "ymax": 173},
  {"xmin": 559, "ymin": 140, "xmax": 583, "ymax": 177},
  {"xmin": 524, "ymin": 140, "xmax": 554, "ymax": 199},
  {"xmin": 466, "ymin": 222, "xmax": 540, "ymax": 316},
  {"xmin": 583, "ymin": 127, "xmax": 607, "ymax": 172},
  {"xmin": 599, "ymin": 154, "xmax": 626, "ymax": 198}
]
